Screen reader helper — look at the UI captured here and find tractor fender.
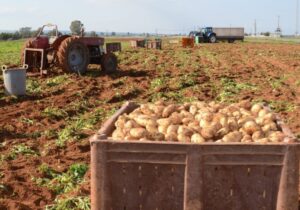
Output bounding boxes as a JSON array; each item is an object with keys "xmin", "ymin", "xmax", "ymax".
[{"xmin": 208, "ymin": 32, "xmax": 216, "ymax": 38}]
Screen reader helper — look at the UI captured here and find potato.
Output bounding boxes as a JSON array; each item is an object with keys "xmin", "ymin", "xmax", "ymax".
[
  {"xmin": 165, "ymin": 132, "xmax": 178, "ymax": 142},
  {"xmin": 232, "ymin": 111, "xmax": 242, "ymax": 118},
  {"xmin": 112, "ymin": 129, "xmax": 125, "ymax": 140},
  {"xmin": 217, "ymin": 127, "xmax": 230, "ymax": 136},
  {"xmin": 148, "ymin": 132, "xmax": 165, "ymax": 141},
  {"xmin": 189, "ymin": 105, "xmax": 198, "ymax": 115},
  {"xmin": 169, "ymin": 112, "xmax": 182, "ymax": 124},
  {"xmin": 199, "ymin": 119, "xmax": 210, "ymax": 128},
  {"xmin": 157, "ymin": 118, "xmax": 171, "ymax": 127},
  {"xmin": 241, "ymin": 134, "xmax": 252, "ymax": 143},
  {"xmin": 158, "ymin": 125, "xmax": 168, "ymax": 134},
  {"xmin": 268, "ymin": 131, "xmax": 285, "ymax": 142},
  {"xmin": 258, "ymin": 109, "xmax": 269, "ymax": 118},
  {"xmin": 162, "ymin": 104, "xmax": 177, "ymax": 118},
  {"xmin": 135, "ymin": 116, "xmax": 156, "ymax": 127},
  {"xmin": 254, "ymin": 138, "xmax": 269, "ymax": 144},
  {"xmin": 263, "ymin": 113, "xmax": 276, "ymax": 123},
  {"xmin": 223, "ymin": 131, "xmax": 242, "ymax": 143},
  {"xmin": 243, "ymin": 121, "xmax": 261, "ymax": 135},
  {"xmin": 178, "ymin": 133, "xmax": 190, "ymax": 143},
  {"xmin": 252, "ymin": 131, "xmax": 264, "ymax": 141},
  {"xmin": 200, "ymin": 126, "xmax": 216, "ymax": 139},
  {"xmin": 201, "ymin": 112, "xmax": 213, "ymax": 122},
  {"xmin": 182, "ymin": 117, "xmax": 193, "ymax": 125},
  {"xmin": 146, "ymin": 125, "xmax": 158, "ymax": 133},
  {"xmin": 178, "ymin": 126, "xmax": 193, "ymax": 136},
  {"xmin": 228, "ymin": 118, "xmax": 238, "ymax": 131},
  {"xmin": 180, "ymin": 110, "xmax": 194, "ymax": 119},
  {"xmin": 191, "ymin": 133, "xmax": 205, "ymax": 143},
  {"xmin": 130, "ymin": 128, "xmax": 148, "ymax": 139},
  {"xmin": 124, "ymin": 120, "xmax": 140, "ymax": 131},
  {"xmin": 167, "ymin": 125, "xmax": 179, "ymax": 134},
  {"xmin": 262, "ymin": 122, "xmax": 278, "ymax": 133},
  {"xmin": 251, "ymin": 104, "xmax": 263, "ymax": 114},
  {"xmin": 140, "ymin": 105, "xmax": 154, "ymax": 115}
]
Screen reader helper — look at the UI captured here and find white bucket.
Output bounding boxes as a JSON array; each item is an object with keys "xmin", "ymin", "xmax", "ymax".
[{"xmin": 2, "ymin": 65, "xmax": 28, "ymax": 96}]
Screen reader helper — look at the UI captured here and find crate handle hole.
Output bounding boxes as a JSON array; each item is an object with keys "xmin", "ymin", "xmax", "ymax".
[
  {"xmin": 230, "ymin": 189, "xmax": 233, "ymax": 196},
  {"xmin": 139, "ymin": 165, "xmax": 142, "ymax": 171},
  {"xmin": 247, "ymin": 167, "xmax": 251, "ymax": 176},
  {"xmin": 123, "ymin": 187, "xmax": 127, "ymax": 194},
  {"xmin": 263, "ymin": 190, "xmax": 266, "ymax": 198},
  {"xmin": 139, "ymin": 186, "xmax": 143, "ymax": 196},
  {"xmin": 139, "ymin": 204, "xmax": 143, "ymax": 210}
]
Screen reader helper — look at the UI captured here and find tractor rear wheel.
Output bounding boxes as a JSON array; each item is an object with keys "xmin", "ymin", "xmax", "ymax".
[
  {"xmin": 57, "ymin": 37, "xmax": 89, "ymax": 74},
  {"xmin": 20, "ymin": 39, "xmax": 33, "ymax": 67},
  {"xmin": 101, "ymin": 53, "xmax": 118, "ymax": 74}
]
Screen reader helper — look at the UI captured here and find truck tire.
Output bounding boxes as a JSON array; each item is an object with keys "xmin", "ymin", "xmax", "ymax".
[
  {"xmin": 101, "ymin": 53, "xmax": 118, "ymax": 74},
  {"xmin": 228, "ymin": 39, "xmax": 235, "ymax": 43},
  {"xmin": 57, "ymin": 37, "xmax": 89, "ymax": 74},
  {"xmin": 209, "ymin": 35, "xmax": 217, "ymax": 43}
]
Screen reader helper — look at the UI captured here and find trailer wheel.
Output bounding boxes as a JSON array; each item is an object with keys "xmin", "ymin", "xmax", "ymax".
[
  {"xmin": 228, "ymin": 40, "xmax": 235, "ymax": 43},
  {"xmin": 209, "ymin": 35, "xmax": 217, "ymax": 43},
  {"xmin": 101, "ymin": 53, "xmax": 118, "ymax": 74}
]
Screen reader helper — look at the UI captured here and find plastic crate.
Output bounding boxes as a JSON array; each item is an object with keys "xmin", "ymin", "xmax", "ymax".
[
  {"xmin": 106, "ymin": 42, "xmax": 122, "ymax": 53},
  {"xmin": 90, "ymin": 102, "xmax": 299, "ymax": 210}
]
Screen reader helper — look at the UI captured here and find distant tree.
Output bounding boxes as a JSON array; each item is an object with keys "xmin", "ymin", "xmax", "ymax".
[
  {"xmin": 19, "ymin": 27, "xmax": 32, "ymax": 38},
  {"xmin": 89, "ymin": 31, "xmax": 98, "ymax": 37},
  {"xmin": 261, "ymin": 32, "xmax": 270, "ymax": 37},
  {"xmin": 111, "ymin": 32, "xmax": 116, "ymax": 36},
  {"xmin": 127, "ymin": 32, "xmax": 130, "ymax": 36},
  {"xmin": 70, "ymin": 20, "xmax": 84, "ymax": 35}
]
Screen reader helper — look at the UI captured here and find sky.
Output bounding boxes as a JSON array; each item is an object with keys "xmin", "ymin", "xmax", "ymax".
[{"xmin": 0, "ymin": 0, "xmax": 298, "ymax": 34}]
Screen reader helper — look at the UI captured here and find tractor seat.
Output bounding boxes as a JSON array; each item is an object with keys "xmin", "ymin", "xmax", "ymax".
[{"xmin": 49, "ymin": 36, "xmax": 58, "ymax": 45}]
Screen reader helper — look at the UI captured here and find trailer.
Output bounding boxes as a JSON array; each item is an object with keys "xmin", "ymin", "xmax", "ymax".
[{"xmin": 191, "ymin": 27, "xmax": 245, "ymax": 43}]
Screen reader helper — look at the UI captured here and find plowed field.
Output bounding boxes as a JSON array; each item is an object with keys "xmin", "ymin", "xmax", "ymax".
[{"xmin": 0, "ymin": 39, "xmax": 299, "ymax": 209}]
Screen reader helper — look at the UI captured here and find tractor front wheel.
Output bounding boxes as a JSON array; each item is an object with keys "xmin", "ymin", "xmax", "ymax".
[
  {"xmin": 57, "ymin": 37, "xmax": 89, "ymax": 74},
  {"xmin": 101, "ymin": 53, "xmax": 118, "ymax": 74}
]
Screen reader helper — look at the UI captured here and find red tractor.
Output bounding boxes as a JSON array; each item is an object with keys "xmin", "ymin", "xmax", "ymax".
[{"xmin": 22, "ymin": 24, "xmax": 118, "ymax": 74}]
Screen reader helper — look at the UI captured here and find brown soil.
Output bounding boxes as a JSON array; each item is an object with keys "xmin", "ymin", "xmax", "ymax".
[{"xmin": 0, "ymin": 41, "xmax": 299, "ymax": 209}]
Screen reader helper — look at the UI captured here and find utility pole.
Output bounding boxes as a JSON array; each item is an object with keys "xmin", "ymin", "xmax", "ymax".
[
  {"xmin": 297, "ymin": 0, "xmax": 299, "ymax": 36},
  {"xmin": 254, "ymin": 19, "xmax": 257, "ymax": 36}
]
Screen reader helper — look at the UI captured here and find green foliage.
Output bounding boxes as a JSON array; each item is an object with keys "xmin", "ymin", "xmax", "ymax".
[
  {"xmin": 150, "ymin": 78, "xmax": 166, "ymax": 90},
  {"xmin": 46, "ymin": 75, "xmax": 70, "ymax": 87},
  {"xmin": 42, "ymin": 107, "xmax": 68, "ymax": 120},
  {"xmin": 217, "ymin": 77, "xmax": 257, "ymax": 103},
  {"xmin": 268, "ymin": 100, "xmax": 296, "ymax": 112},
  {"xmin": 34, "ymin": 163, "xmax": 88, "ymax": 195},
  {"xmin": 268, "ymin": 76, "xmax": 286, "ymax": 89},
  {"xmin": 26, "ymin": 79, "xmax": 42, "ymax": 94},
  {"xmin": 46, "ymin": 196, "xmax": 90, "ymax": 210},
  {"xmin": 7, "ymin": 144, "xmax": 38, "ymax": 160},
  {"xmin": 56, "ymin": 108, "xmax": 106, "ymax": 147}
]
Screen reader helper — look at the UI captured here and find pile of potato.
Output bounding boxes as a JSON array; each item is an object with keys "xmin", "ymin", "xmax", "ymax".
[{"xmin": 111, "ymin": 101, "xmax": 289, "ymax": 143}]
